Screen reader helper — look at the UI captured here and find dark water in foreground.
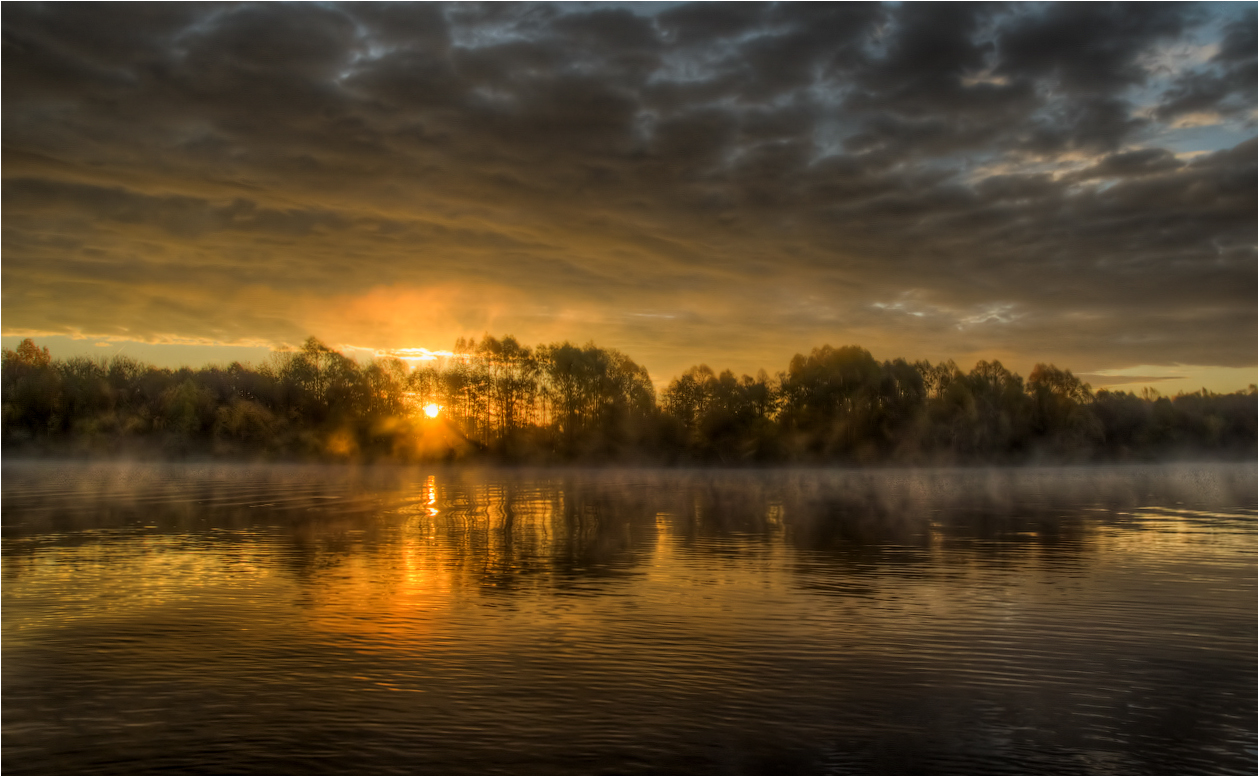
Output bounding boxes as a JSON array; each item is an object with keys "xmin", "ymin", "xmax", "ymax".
[{"xmin": 2, "ymin": 462, "xmax": 1255, "ymax": 775}]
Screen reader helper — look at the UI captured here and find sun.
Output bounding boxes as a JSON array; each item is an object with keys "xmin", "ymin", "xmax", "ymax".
[{"xmin": 423, "ymin": 403, "xmax": 441, "ymax": 418}]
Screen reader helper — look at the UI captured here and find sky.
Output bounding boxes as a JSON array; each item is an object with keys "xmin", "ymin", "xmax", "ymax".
[{"xmin": 3, "ymin": 2, "xmax": 1255, "ymax": 394}]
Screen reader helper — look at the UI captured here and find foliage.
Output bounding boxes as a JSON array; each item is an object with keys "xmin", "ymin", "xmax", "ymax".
[{"xmin": 2, "ymin": 337, "xmax": 1254, "ymax": 463}]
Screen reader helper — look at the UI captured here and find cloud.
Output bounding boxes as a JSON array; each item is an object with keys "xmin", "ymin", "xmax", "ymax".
[
  {"xmin": 1068, "ymin": 147, "xmax": 1185, "ymax": 180},
  {"xmin": 1153, "ymin": 8, "xmax": 1257, "ymax": 123},
  {"xmin": 1076, "ymin": 373, "xmax": 1180, "ymax": 386},
  {"xmin": 995, "ymin": 3, "xmax": 1192, "ymax": 94},
  {"xmin": 2, "ymin": 2, "xmax": 1254, "ymax": 384}
]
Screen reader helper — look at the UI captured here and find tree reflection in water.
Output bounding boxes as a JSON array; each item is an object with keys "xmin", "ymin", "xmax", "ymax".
[{"xmin": 2, "ymin": 461, "xmax": 1255, "ymax": 774}]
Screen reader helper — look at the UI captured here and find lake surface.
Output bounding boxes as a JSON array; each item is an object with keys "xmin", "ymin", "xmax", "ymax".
[{"xmin": 2, "ymin": 461, "xmax": 1255, "ymax": 774}]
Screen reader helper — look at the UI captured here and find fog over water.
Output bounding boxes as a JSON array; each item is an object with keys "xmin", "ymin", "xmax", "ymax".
[{"xmin": 3, "ymin": 461, "xmax": 1255, "ymax": 774}]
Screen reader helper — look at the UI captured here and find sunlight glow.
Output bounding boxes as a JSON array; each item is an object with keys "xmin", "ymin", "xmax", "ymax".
[
  {"xmin": 375, "ymin": 347, "xmax": 468, "ymax": 367},
  {"xmin": 424, "ymin": 403, "xmax": 442, "ymax": 418}
]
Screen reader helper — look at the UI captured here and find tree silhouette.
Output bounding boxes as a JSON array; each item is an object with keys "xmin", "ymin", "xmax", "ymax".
[{"xmin": 2, "ymin": 336, "xmax": 1253, "ymax": 463}]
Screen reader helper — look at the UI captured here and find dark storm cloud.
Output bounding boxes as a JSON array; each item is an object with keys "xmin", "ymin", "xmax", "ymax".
[
  {"xmin": 995, "ymin": 3, "xmax": 1194, "ymax": 94},
  {"xmin": 1154, "ymin": 8, "xmax": 1257, "ymax": 122},
  {"xmin": 849, "ymin": 3, "xmax": 994, "ymax": 111},
  {"xmin": 2, "ymin": 2, "xmax": 1254, "ymax": 382}
]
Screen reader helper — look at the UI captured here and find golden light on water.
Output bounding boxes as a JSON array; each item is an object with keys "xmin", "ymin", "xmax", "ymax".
[{"xmin": 424, "ymin": 404, "xmax": 442, "ymax": 418}]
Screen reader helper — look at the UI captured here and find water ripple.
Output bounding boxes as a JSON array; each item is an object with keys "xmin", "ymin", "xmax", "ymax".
[{"xmin": 3, "ymin": 461, "xmax": 1255, "ymax": 774}]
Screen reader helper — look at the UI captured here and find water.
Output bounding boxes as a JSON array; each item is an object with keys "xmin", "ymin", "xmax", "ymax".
[{"xmin": 3, "ymin": 461, "xmax": 1255, "ymax": 774}]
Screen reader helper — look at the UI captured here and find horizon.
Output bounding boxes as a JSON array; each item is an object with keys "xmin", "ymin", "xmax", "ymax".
[
  {"xmin": 4, "ymin": 332, "xmax": 1255, "ymax": 399},
  {"xmin": 3, "ymin": 3, "xmax": 1256, "ymax": 397}
]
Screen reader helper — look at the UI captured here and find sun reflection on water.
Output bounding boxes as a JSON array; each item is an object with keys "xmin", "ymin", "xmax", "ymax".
[{"xmin": 2, "ymin": 461, "xmax": 1255, "ymax": 776}]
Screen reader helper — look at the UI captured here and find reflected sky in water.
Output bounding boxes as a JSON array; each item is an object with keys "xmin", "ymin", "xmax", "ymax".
[{"xmin": 3, "ymin": 462, "xmax": 1255, "ymax": 774}]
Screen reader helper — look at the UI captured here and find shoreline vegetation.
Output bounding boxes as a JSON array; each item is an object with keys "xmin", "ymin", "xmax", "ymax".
[{"xmin": 3, "ymin": 336, "xmax": 1254, "ymax": 465}]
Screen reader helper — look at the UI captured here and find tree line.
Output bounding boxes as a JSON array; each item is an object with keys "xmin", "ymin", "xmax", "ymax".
[{"xmin": 2, "ymin": 336, "xmax": 1254, "ymax": 464}]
